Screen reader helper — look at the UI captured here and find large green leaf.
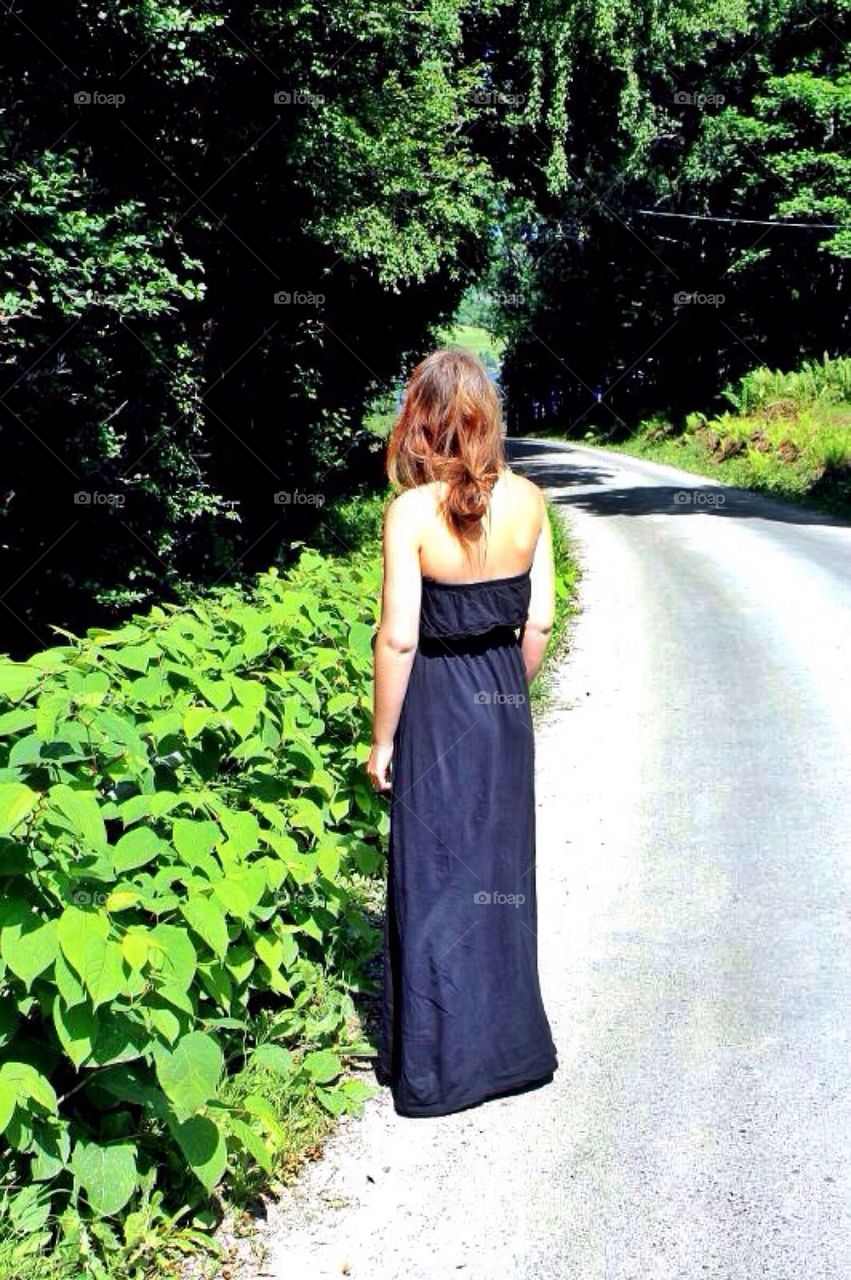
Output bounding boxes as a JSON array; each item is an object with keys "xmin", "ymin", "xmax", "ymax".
[
  {"xmin": 211, "ymin": 865, "xmax": 266, "ymax": 920},
  {"xmin": 229, "ymin": 1116, "xmax": 273, "ymax": 1172},
  {"xmin": 214, "ymin": 807, "xmax": 261, "ymax": 858},
  {"xmin": 71, "ymin": 1139, "xmax": 138, "ymax": 1217},
  {"xmin": 171, "ymin": 1115, "xmax": 227, "ymax": 1190},
  {"xmin": 225, "ymin": 703, "xmax": 257, "ymax": 739},
  {"xmin": 111, "ymin": 642, "xmax": 160, "ymax": 674},
  {"xmin": 348, "ymin": 621, "xmax": 374, "ymax": 662},
  {"xmin": 0, "ymin": 782, "xmax": 38, "ymax": 837},
  {"xmin": 30, "ymin": 1121, "xmax": 71, "ymax": 1182},
  {"xmin": 0, "ymin": 663, "xmax": 39, "ymax": 701},
  {"xmin": 2, "ymin": 917, "xmax": 59, "ymax": 990},
  {"xmin": 194, "ymin": 676, "xmax": 232, "ymax": 710},
  {"xmin": 0, "ymin": 1080, "xmax": 16, "ymax": 1134},
  {"xmin": 253, "ymin": 1044, "xmax": 294, "ymax": 1077},
  {"xmin": 228, "ymin": 675, "xmax": 265, "ymax": 710},
  {"xmin": 171, "ymin": 818, "xmax": 221, "ymax": 875},
  {"xmin": 57, "ymin": 906, "xmax": 108, "ymax": 979},
  {"xmin": 112, "ymin": 826, "xmax": 165, "ymax": 873},
  {"xmin": 183, "ymin": 707, "xmax": 218, "ymax": 740},
  {"xmin": 57, "ymin": 907, "xmax": 125, "ymax": 1008},
  {"xmin": 155, "ymin": 1031, "xmax": 223, "ymax": 1123},
  {"xmin": 48, "ymin": 785, "xmax": 107, "ymax": 850},
  {"xmin": 180, "ymin": 896, "xmax": 229, "ymax": 959},
  {"xmin": 316, "ymin": 840, "xmax": 341, "ymax": 880},
  {"xmin": 288, "ymin": 797, "xmax": 326, "ymax": 841},
  {"xmin": 0, "ymin": 1062, "xmax": 58, "ymax": 1114},
  {"xmin": 89, "ymin": 1009, "xmax": 147, "ymax": 1066},
  {"xmin": 119, "ymin": 792, "xmax": 182, "ymax": 825},
  {"xmin": 303, "ymin": 1050, "xmax": 343, "ymax": 1084},
  {"xmin": 54, "ymin": 950, "xmax": 87, "ymax": 1009},
  {"xmin": 6, "ymin": 1183, "xmax": 51, "ymax": 1233},
  {"xmin": 148, "ymin": 923, "xmax": 197, "ymax": 988},
  {"xmin": 53, "ymin": 995, "xmax": 98, "ymax": 1068}
]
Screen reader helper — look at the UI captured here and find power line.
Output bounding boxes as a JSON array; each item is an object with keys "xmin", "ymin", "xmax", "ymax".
[{"xmin": 635, "ymin": 208, "xmax": 843, "ymax": 229}]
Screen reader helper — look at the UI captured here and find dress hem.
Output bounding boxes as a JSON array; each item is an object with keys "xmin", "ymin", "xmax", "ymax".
[{"xmin": 390, "ymin": 1056, "xmax": 558, "ymax": 1119}]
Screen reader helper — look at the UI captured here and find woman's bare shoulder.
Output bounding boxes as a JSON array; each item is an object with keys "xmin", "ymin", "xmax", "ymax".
[
  {"xmin": 502, "ymin": 468, "xmax": 545, "ymax": 508},
  {"xmin": 387, "ymin": 483, "xmax": 438, "ymax": 509},
  {"xmin": 384, "ymin": 484, "xmax": 435, "ymax": 529}
]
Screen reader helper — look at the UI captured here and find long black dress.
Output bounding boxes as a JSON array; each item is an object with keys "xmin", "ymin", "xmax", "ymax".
[{"xmin": 378, "ymin": 568, "xmax": 559, "ymax": 1118}]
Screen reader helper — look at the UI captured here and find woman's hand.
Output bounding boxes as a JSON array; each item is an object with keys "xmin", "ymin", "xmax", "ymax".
[{"xmin": 367, "ymin": 741, "xmax": 394, "ymax": 792}]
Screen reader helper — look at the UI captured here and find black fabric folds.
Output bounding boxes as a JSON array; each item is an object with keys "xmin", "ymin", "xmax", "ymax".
[{"xmin": 378, "ymin": 570, "xmax": 559, "ymax": 1118}]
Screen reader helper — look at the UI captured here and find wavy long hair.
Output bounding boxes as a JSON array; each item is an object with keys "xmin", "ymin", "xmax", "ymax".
[{"xmin": 386, "ymin": 347, "xmax": 506, "ymax": 552}]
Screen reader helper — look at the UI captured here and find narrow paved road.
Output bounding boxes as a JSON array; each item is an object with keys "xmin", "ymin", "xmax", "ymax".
[{"xmin": 244, "ymin": 440, "xmax": 851, "ymax": 1280}]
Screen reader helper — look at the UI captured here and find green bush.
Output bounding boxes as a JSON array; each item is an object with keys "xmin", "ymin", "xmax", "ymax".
[
  {"xmin": 0, "ymin": 547, "xmax": 385, "ymax": 1257},
  {"xmin": 721, "ymin": 354, "xmax": 851, "ymax": 414}
]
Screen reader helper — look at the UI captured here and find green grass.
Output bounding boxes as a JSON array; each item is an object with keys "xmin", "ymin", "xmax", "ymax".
[
  {"xmin": 536, "ymin": 356, "xmax": 851, "ymax": 519},
  {"xmin": 606, "ymin": 404, "xmax": 851, "ymax": 516},
  {"xmin": 530, "ymin": 501, "xmax": 581, "ymax": 713},
  {"xmin": 434, "ymin": 322, "xmax": 506, "ymax": 370}
]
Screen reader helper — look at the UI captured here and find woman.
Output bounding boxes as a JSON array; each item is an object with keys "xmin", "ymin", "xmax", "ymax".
[{"xmin": 367, "ymin": 347, "xmax": 559, "ymax": 1118}]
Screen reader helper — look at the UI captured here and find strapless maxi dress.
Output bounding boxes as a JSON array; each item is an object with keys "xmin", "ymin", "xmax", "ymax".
[{"xmin": 377, "ymin": 568, "xmax": 559, "ymax": 1117}]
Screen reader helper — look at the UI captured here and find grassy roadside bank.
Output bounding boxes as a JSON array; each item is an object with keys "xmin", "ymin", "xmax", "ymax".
[
  {"xmin": 537, "ymin": 356, "xmax": 851, "ymax": 520},
  {"xmin": 531, "ymin": 502, "xmax": 580, "ymax": 714}
]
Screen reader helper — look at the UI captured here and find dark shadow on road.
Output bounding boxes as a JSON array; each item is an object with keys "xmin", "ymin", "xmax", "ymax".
[{"xmin": 506, "ymin": 438, "xmax": 851, "ymax": 529}]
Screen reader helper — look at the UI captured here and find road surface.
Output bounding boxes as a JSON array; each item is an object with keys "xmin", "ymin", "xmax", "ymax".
[{"xmin": 235, "ymin": 439, "xmax": 851, "ymax": 1280}]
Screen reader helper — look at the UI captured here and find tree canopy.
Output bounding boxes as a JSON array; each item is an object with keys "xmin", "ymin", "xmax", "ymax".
[{"xmin": 1, "ymin": 0, "xmax": 848, "ymax": 652}]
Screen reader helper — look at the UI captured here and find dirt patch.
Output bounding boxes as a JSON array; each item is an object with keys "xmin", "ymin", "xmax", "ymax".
[
  {"xmin": 713, "ymin": 436, "xmax": 745, "ymax": 462},
  {"xmin": 748, "ymin": 428, "xmax": 773, "ymax": 454},
  {"xmin": 760, "ymin": 399, "xmax": 799, "ymax": 421},
  {"xmin": 776, "ymin": 438, "xmax": 801, "ymax": 463},
  {"xmin": 694, "ymin": 427, "xmax": 722, "ymax": 454}
]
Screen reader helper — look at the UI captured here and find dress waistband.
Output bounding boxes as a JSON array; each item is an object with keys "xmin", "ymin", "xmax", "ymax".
[{"xmin": 417, "ymin": 624, "xmax": 521, "ymax": 656}]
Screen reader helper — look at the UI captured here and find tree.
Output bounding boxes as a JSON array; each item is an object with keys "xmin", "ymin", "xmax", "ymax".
[
  {"xmin": 482, "ymin": 0, "xmax": 851, "ymax": 434},
  {"xmin": 0, "ymin": 1, "xmax": 503, "ymax": 653}
]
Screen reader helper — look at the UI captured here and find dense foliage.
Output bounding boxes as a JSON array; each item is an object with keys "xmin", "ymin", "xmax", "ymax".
[
  {"xmin": 0, "ymin": 542, "xmax": 385, "ymax": 1263},
  {"xmin": 611, "ymin": 353, "xmax": 851, "ymax": 511},
  {"xmin": 0, "ymin": 0, "xmax": 501, "ymax": 653},
  {"xmin": 0, "ymin": 489, "xmax": 575, "ymax": 1273},
  {"xmin": 3, "ymin": 1, "xmax": 849, "ymax": 652},
  {"xmin": 482, "ymin": 0, "xmax": 851, "ymax": 434}
]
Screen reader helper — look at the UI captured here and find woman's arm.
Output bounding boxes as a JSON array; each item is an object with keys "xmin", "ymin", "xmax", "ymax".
[
  {"xmin": 367, "ymin": 491, "xmax": 422, "ymax": 792},
  {"xmin": 521, "ymin": 494, "xmax": 555, "ymax": 685}
]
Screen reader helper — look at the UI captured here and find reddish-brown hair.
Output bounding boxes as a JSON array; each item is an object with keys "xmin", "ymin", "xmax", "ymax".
[{"xmin": 386, "ymin": 347, "xmax": 505, "ymax": 549}]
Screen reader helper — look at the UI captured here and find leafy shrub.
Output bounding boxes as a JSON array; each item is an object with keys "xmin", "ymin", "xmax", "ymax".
[
  {"xmin": 721, "ymin": 354, "xmax": 851, "ymax": 415},
  {"xmin": 0, "ymin": 546, "xmax": 385, "ymax": 1257}
]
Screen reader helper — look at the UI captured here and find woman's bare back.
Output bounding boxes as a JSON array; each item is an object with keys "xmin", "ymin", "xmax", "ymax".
[{"xmin": 414, "ymin": 466, "xmax": 545, "ymax": 584}]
